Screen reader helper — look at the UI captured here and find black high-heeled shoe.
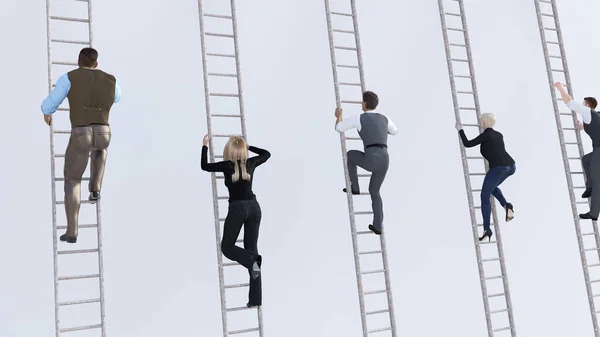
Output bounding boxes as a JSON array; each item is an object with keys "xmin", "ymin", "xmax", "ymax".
[
  {"xmin": 505, "ymin": 203, "xmax": 514, "ymax": 222},
  {"xmin": 479, "ymin": 229, "xmax": 493, "ymax": 242}
]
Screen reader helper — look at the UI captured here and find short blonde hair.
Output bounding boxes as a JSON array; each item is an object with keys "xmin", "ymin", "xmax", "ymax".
[
  {"xmin": 223, "ymin": 136, "xmax": 250, "ymax": 182},
  {"xmin": 479, "ymin": 113, "xmax": 496, "ymax": 129}
]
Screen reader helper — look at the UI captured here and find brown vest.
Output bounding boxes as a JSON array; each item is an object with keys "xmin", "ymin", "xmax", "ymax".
[{"xmin": 67, "ymin": 68, "xmax": 117, "ymax": 127}]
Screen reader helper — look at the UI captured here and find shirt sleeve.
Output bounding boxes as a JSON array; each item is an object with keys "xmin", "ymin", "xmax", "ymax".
[
  {"xmin": 335, "ymin": 114, "xmax": 361, "ymax": 132},
  {"xmin": 248, "ymin": 146, "xmax": 271, "ymax": 167},
  {"xmin": 114, "ymin": 78, "xmax": 122, "ymax": 103},
  {"xmin": 459, "ymin": 129, "xmax": 488, "ymax": 148},
  {"xmin": 567, "ymin": 100, "xmax": 592, "ymax": 124},
  {"xmin": 386, "ymin": 116, "xmax": 398, "ymax": 135},
  {"xmin": 201, "ymin": 146, "xmax": 232, "ymax": 172},
  {"xmin": 41, "ymin": 73, "xmax": 71, "ymax": 115}
]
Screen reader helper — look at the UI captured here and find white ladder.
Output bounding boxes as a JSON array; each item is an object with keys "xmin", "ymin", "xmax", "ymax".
[
  {"xmin": 437, "ymin": 0, "xmax": 517, "ymax": 336},
  {"xmin": 323, "ymin": 1, "xmax": 397, "ymax": 336},
  {"xmin": 197, "ymin": 0, "xmax": 264, "ymax": 336},
  {"xmin": 45, "ymin": 0, "xmax": 106, "ymax": 336},
  {"xmin": 533, "ymin": 1, "xmax": 600, "ymax": 336}
]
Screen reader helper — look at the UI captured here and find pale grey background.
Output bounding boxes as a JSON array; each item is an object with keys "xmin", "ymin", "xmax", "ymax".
[{"xmin": 0, "ymin": 0, "xmax": 599, "ymax": 336}]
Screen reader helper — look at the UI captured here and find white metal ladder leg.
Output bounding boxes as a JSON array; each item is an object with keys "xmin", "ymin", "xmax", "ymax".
[
  {"xmin": 533, "ymin": 1, "xmax": 600, "ymax": 336},
  {"xmin": 45, "ymin": 0, "xmax": 106, "ymax": 336},
  {"xmin": 437, "ymin": 1, "xmax": 517, "ymax": 336},
  {"xmin": 323, "ymin": 1, "xmax": 397, "ymax": 336},
  {"xmin": 197, "ymin": 1, "xmax": 264, "ymax": 336}
]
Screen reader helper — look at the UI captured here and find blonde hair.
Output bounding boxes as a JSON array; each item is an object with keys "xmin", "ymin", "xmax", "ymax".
[
  {"xmin": 480, "ymin": 113, "xmax": 496, "ymax": 129},
  {"xmin": 223, "ymin": 136, "xmax": 250, "ymax": 183}
]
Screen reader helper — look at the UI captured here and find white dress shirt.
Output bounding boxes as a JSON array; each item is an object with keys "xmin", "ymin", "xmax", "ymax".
[{"xmin": 335, "ymin": 111, "xmax": 398, "ymax": 135}]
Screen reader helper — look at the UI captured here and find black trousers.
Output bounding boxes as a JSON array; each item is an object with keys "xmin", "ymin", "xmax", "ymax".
[{"xmin": 222, "ymin": 199, "xmax": 262, "ymax": 305}]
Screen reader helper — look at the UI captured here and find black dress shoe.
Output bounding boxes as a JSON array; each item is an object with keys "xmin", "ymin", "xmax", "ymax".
[
  {"xmin": 89, "ymin": 191, "xmax": 101, "ymax": 203},
  {"xmin": 246, "ymin": 302, "xmax": 261, "ymax": 308},
  {"xmin": 579, "ymin": 213, "xmax": 598, "ymax": 221},
  {"xmin": 368, "ymin": 224, "xmax": 382, "ymax": 235},
  {"xmin": 60, "ymin": 234, "xmax": 77, "ymax": 243},
  {"xmin": 582, "ymin": 188, "xmax": 592, "ymax": 199},
  {"xmin": 343, "ymin": 188, "xmax": 360, "ymax": 195}
]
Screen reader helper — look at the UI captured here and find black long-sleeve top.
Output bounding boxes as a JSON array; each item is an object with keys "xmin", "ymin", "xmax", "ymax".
[
  {"xmin": 201, "ymin": 145, "xmax": 271, "ymax": 202},
  {"xmin": 459, "ymin": 128, "xmax": 515, "ymax": 168}
]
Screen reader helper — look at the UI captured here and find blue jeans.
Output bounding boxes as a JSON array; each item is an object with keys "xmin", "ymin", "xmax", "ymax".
[{"xmin": 481, "ymin": 164, "xmax": 516, "ymax": 232}]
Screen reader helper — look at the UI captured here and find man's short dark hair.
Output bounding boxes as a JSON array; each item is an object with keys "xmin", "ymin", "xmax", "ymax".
[
  {"xmin": 79, "ymin": 47, "xmax": 98, "ymax": 67},
  {"xmin": 584, "ymin": 97, "xmax": 598, "ymax": 110},
  {"xmin": 362, "ymin": 91, "xmax": 379, "ymax": 110}
]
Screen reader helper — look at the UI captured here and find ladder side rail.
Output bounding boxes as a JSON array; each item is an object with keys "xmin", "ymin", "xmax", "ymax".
[
  {"xmin": 197, "ymin": 1, "xmax": 229, "ymax": 336},
  {"xmin": 533, "ymin": 1, "xmax": 600, "ymax": 335},
  {"xmin": 45, "ymin": 1, "xmax": 61, "ymax": 335},
  {"xmin": 323, "ymin": 1, "xmax": 367, "ymax": 336},
  {"xmin": 456, "ymin": 0, "xmax": 517, "ymax": 335},
  {"xmin": 436, "ymin": 1, "xmax": 493, "ymax": 336}
]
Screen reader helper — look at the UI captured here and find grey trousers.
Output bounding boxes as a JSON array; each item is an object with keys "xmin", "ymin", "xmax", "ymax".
[
  {"xmin": 347, "ymin": 147, "xmax": 390, "ymax": 231},
  {"xmin": 582, "ymin": 148, "xmax": 600, "ymax": 217},
  {"xmin": 64, "ymin": 125, "xmax": 111, "ymax": 237}
]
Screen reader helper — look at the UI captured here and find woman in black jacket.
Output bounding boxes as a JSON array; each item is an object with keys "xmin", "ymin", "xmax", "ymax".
[
  {"xmin": 455, "ymin": 113, "xmax": 516, "ymax": 242},
  {"xmin": 201, "ymin": 134, "xmax": 271, "ymax": 307}
]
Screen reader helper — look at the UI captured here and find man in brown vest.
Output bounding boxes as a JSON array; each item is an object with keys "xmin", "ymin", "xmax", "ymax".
[{"xmin": 41, "ymin": 47, "xmax": 121, "ymax": 244}]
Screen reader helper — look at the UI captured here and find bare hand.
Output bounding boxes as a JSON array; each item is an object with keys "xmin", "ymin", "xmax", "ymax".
[
  {"xmin": 578, "ymin": 120, "xmax": 584, "ymax": 130},
  {"xmin": 43, "ymin": 114, "xmax": 52, "ymax": 126},
  {"xmin": 335, "ymin": 108, "xmax": 343, "ymax": 118},
  {"xmin": 203, "ymin": 134, "xmax": 210, "ymax": 146},
  {"xmin": 455, "ymin": 122, "xmax": 462, "ymax": 131},
  {"xmin": 554, "ymin": 82, "xmax": 564, "ymax": 90}
]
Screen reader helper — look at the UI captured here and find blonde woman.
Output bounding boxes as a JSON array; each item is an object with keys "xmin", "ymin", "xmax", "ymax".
[
  {"xmin": 455, "ymin": 113, "xmax": 516, "ymax": 242},
  {"xmin": 201, "ymin": 134, "xmax": 270, "ymax": 308}
]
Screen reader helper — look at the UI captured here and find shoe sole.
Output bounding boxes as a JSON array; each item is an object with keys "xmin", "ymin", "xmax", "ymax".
[{"xmin": 506, "ymin": 209, "xmax": 514, "ymax": 222}]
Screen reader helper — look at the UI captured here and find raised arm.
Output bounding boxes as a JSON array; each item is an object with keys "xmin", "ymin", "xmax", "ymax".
[
  {"xmin": 201, "ymin": 145, "xmax": 232, "ymax": 172},
  {"xmin": 248, "ymin": 145, "xmax": 271, "ymax": 167},
  {"xmin": 114, "ymin": 78, "xmax": 122, "ymax": 103},
  {"xmin": 458, "ymin": 129, "xmax": 487, "ymax": 148},
  {"xmin": 41, "ymin": 73, "xmax": 70, "ymax": 115},
  {"xmin": 386, "ymin": 116, "xmax": 398, "ymax": 135},
  {"xmin": 555, "ymin": 82, "xmax": 591, "ymax": 124},
  {"xmin": 334, "ymin": 109, "xmax": 360, "ymax": 133}
]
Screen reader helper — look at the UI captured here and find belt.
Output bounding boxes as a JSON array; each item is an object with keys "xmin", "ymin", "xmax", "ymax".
[{"xmin": 366, "ymin": 143, "xmax": 387, "ymax": 149}]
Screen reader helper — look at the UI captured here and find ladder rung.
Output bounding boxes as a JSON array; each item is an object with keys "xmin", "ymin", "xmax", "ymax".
[
  {"xmin": 549, "ymin": 55, "xmax": 562, "ymax": 59},
  {"xmin": 346, "ymin": 137, "xmax": 361, "ymax": 140},
  {"xmin": 449, "ymin": 43, "xmax": 467, "ymax": 47},
  {"xmin": 362, "ymin": 269, "xmax": 385, "ymax": 275},
  {"xmin": 588, "ymin": 264, "xmax": 600, "ymax": 268},
  {"xmin": 552, "ymin": 68, "xmax": 565, "ymax": 72},
  {"xmin": 590, "ymin": 279, "xmax": 600, "ymax": 283},
  {"xmin": 491, "ymin": 308, "xmax": 509, "ymax": 314},
  {"xmin": 578, "ymin": 201, "xmax": 590, "ymax": 205},
  {"xmin": 207, "ymin": 52, "xmax": 235, "ymax": 58},
  {"xmin": 457, "ymin": 90, "xmax": 474, "ymax": 94},
  {"xmin": 480, "ymin": 240, "xmax": 497, "ymax": 245},
  {"xmin": 334, "ymin": 45, "xmax": 357, "ymax": 51},
  {"xmin": 331, "ymin": 11, "xmax": 353, "ymax": 17},
  {"xmin": 466, "ymin": 156, "xmax": 483, "ymax": 160},
  {"xmin": 59, "ymin": 298, "xmax": 100, "ymax": 306},
  {"xmin": 229, "ymin": 327, "xmax": 260, "ymax": 335},
  {"xmin": 209, "ymin": 93, "xmax": 239, "ymax": 97},
  {"xmin": 340, "ymin": 82, "xmax": 361, "ymax": 86},
  {"xmin": 57, "ymin": 224, "xmax": 97, "ymax": 230},
  {"xmin": 204, "ymin": 13, "xmax": 232, "ymax": 19},
  {"xmin": 51, "ymin": 39, "xmax": 90, "ymax": 45},
  {"xmin": 485, "ymin": 274, "xmax": 503, "ymax": 280},
  {"xmin": 57, "ymin": 107, "xmax": 69, "ymax": 111},
  {"xmin": 50, "ymin": 16, "xmax": 89, "ymax": 23},
  {"xmin": 357, "ymin": 230, "xmax": 372, "ymax": 235},
  {"xmin": 58, "ymin": 274, "xmax": 100, "ymax": 281},
  {"xmin": 541, "ymin": 13, "xmax": 554, "ymax": 17},
  {"xmin": 544, "ymin": 27, "xmax": 557, "ymax": 31},
  {"xmin": 60, "ymin": 324, "xmax": 102, "ymax": 333},
  {"xmin": 451, "ymin": 58, "xmax": 469, "ymax": 63},
  {"xmin": 218, "ymin": 196, "xmax": 229, "ymax": 200},
  {"xmin": 470, "ymin": 173, "xmax": 486, "ymax": 176},
  {"xmin": 225, "ymin": 283, "xmax": 249, "ymax": 289},
  {"xmin": 52, "ymin": 61, "xmax": 78, "ymax": 66},
  {"xmin": 459, "ymin": 107, "xmax": 476, "ymax": 110},
  {"xmin": 493, "ymin": 326, "xmax": 512, "ymax": 333},
  {"xmin": 447, "ymin": 27, "xmax": 465, "ymax": 32},
  {"xmin": 226, "ymin": 306, "xmax": 252, "ymax": 312},
  {"xmin": 57, "ymin": 200, "xmax": 92, "ymax": 205},
  {"xmin": 213, "ymin": 134, "xmax": 239, "ymax": 138},
  {"xmin": 355, "ymin": 211, "xmax": 373, "ymax": 215},
  {"xmin": 364, "ymin": 289, "xmax": 387, "ymax": 295},
  {"xmin": 58, "ymin": 249, "xmax": 99, "ymax": 255},
  {"xmin": 463, "ymin": 124, "xmax": 479, "ymax": 128},
  {"xmin": 582, "ymin": 232, "xmax": 596, "ymax": 236},
  {"xmin": 368, "ymin": 327, "xmax": 392, "ymax": 333},
  {"xmin": 333, "ymin": 29, "xmax": 355, "ymax": 34},
  {"xmin": 337, "ymin": 64, "xmax": 359, "ymax": 69},
  {"xmin": 359, "ymin": 250, "xmax": 382, "ymax": 255},
  {"xmin": 547, "ymin": 41, "xmax": 560, "ymax": 45},
  {"xmin": 366, "ymin": 309, "xmax": 389, "ymax": 315},
  {"xmin": 487, "ymin": 292, "xmax": 505, "ymax": 298},
  {"xmin": 205, "ymin": 32, "xmax": 234, "ymax": 38},
  {"xmin": 208, "ymin": 72, "xmax": 238, "ymax": 78},
  {"xmin": 483, "ymin": 257, "xmax": 500, "ymax": 262},
  {"xmin": 223, "ymin": 262, "xmax": 237, "ymax": 267},
  {"xmin": 212, "ymin": 114, "xmax": 241, "ymax": 118},
  {"xmin": 341, "ymin": 100, "xmax": 362, "ymax": 104},
  {"xmin": 445, "ymin": 12, "xmax": 461, "ymax": 17},
  {"xmin": 455, "ymin": 74, "xmax": 472, "ymax": 79}
]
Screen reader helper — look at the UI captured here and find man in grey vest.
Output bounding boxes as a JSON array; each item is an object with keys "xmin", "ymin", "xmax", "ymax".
[
  {"xmin": 41, "ymin": 47, "xmax": 122, "ymax": 243},
  {"xmin": 334, "ymin": 91, "xmax": 398, "ymax": 234},
  {"xmin": 555, "ymin": 82, "xmax": 600, "ymax": 220}
]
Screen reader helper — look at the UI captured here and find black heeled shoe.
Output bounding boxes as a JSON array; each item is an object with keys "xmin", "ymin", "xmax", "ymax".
[
  {"xmin": 343, "ymin": 188, "xmax": 360, "ymax": 195},
  {"xmin": 505, "ymin": 203, "xmax": 514, "ymax": 222},
  {"xmin": 479, "ymin": 229, "xmax": 493, "ymax": 242}
]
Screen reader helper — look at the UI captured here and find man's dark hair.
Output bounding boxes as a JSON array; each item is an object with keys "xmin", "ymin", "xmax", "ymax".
[
  {"xmin": 78, "ymin": 47, "xmax": 98, "ymax": 67},
  {"xmin": 584, "ymin": 97, "xmax": 598, "ymax": 110},
  {"xmin": 362, "ymin": 91, "xmax": 379, "ymax": 110}
]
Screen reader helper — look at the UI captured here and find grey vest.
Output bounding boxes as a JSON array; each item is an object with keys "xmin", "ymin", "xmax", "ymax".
[
  {"xmin": 584, "ymin": 110, "xmax": 600, "ymax": 149},
  {"xmin": 358, "ymin": 112, "xmax": 389, "ymax": 148}
]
